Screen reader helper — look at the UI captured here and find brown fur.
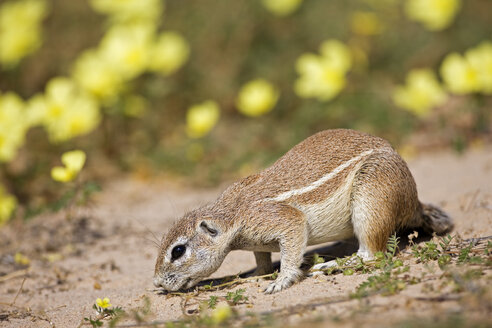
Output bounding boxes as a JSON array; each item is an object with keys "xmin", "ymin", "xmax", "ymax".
[{"xmin": 154, "ymin": 129, "xmax": 453, "ymax": 293}]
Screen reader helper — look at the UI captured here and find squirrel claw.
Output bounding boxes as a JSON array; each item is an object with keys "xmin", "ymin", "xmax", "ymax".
[
  {"xmin": 263, "ymin": 275, "xmax": 296, "ymax": 294},
  {"xmin": 264, "ymin": 281, "xmax": 286, "ymax": 294}
]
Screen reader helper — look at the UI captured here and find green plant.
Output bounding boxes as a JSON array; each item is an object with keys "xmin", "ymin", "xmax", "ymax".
[
  {"xmin": 352, "ymin": 234, "xmax": 414, "ymax": 298},
  {"xmin": 83, "ymin": 303, "xmax": 124, "ymax": 328},
  {"xmin": 312, "ymin": 253, "xmax": 325, "ymax": 265},
  {"xmin": 412, "ymin": 234, "xmax": 455, "ymax": 268},
  {"xmin": 457, "ymin": 242, "xmax": 475, "ymax": 264},
  {"xmin": 207, "ymin": 295, "xmax": 218, "ymax": 309},
  {"xmin": 225, "ymin": 289, "xmax": 248, "ymax": 306}
]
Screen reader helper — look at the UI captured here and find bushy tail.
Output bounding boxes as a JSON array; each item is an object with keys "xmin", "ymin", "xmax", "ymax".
[{"xmin": 420, "ymin": 203, "xmax": 454, "ymax": 235}]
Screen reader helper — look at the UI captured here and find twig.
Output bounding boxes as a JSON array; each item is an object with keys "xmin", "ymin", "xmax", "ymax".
[
  {"xmin": 0, "ymin": 269, "xmax": 28, "ymax": 283},
  {"xmin": 0, "ymin": 302, "xmax": 28, "ymax": 309},
  {"xmin": 10, "ymin": 275, "xmax": 27, "ymax": 306},
  {"xmin": 35, "ymin": 310, "xmax": 56, "ymax": 328}
]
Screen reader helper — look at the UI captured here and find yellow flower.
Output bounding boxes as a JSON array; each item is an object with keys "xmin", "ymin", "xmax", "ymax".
[
  {"xmin": 62, "ymin": 150, "xmax": 86, "ymax": 172},
  {"xmin": 236, "ymin": 79, "xmax": 279, "ymax": 117},
  {"xmin": 210, "ymin": 304, "xmax": 232, "ymax": 324},
  {"xmin": 99, "ymin": 23, "xmax": 154, "ymax": 80},
  {"xmin": 441, "ymin": 42, "xmax": 492, "ymax": 95},
  {"xmin": 14, "ymin": 252, "xmax": 30, "ymax": 266},
  {"xmin": 466, "ymin": 41, "xmax": 492, "ymax": 94},
  {"xmin": 72, "ymin": 49, "xmax": 124, "ymax": 104},
  {"xmin": 393, "ymin": 69, "xmax": 447, "ymax": 117},
  {"xmin": 440, "ymin": 52, "xmax": 480, "ymax": 95},
  {"xmin": 25, "ymin": 94, "xmax": 47, "ymax": 126},
  {"xmin": 89, "ymin": 0, "xmax": 163, "ymax": 24},
  {"xmin": 148, "ymin": 31, "xmax": 190, "ymax": 76},
  {"xmin": 319, "ymin": 40, "xmax": 352, "ymax": 72},
  {"xmin": 0, "ymin": 92, "xmax": 30, "ymax": 162},
  {"xmin": 0, "ymin": 185, "xmax": 17, "ymax": 226},
  {"xmin": 0, "ymin": 0, "xmax": 49, "ymax": 67},
  {"xmin": 405, "ymin": 0, "xmax": 461, "ymax": 31},
  {"xmin": 35, "ymin": 77, "xmax": 101, "ymax": 142},
  {"xmin": 51, "ymin": 150, "xmax": 86, "ymax": 183},
  {"xmin": 261, "ymin": 0, "xmax": 303, "ymax": 16},
  {"xmin": 295, "ymin": 40, "xmax": 352, "ymax": 101},
  {"xmin": 96, "ymin": 297, "xmax": 112, "ymax": 309},
  {"xmin": 186, "ymin": 101, "xmax": 220, "ymax": 138},
  {"xmin": 350, "ymin": 11, "xmax": 384, "ymax": 36}
]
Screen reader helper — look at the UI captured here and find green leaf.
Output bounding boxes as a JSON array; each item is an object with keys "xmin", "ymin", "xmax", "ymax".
[{"xmin": 208, "ymin": 296, "xmax": 218, "ymax": 309}]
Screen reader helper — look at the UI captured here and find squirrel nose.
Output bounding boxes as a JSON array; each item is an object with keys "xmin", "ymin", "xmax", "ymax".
[{"xmin": 153, "ymin": 276, "xmax": 163, "ymax": 288}]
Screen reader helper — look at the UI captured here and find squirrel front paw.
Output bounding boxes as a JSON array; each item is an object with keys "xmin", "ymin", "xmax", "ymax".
[
  {"xmin": 264, "ymin": 269, "xmax": 302, "ymax": 294},
  {"xmin": 264, "ymin": 276, "xmax": 293, "ymax": 294}
]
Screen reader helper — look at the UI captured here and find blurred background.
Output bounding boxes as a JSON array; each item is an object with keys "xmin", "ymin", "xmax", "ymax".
[{"xmin": 0, "ymin": 0, "xmax": 491, "ymax": 224}]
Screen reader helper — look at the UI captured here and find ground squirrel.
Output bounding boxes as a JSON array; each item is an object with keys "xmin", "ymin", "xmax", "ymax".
[{"xmin": 154, "ymin": 129, "xmax": 453, "ymax": 293}]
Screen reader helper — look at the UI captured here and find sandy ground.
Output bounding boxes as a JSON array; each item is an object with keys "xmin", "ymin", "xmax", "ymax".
[{"xmin": 1, "ymin": 146, "xmax": 492, "ymax": 327}]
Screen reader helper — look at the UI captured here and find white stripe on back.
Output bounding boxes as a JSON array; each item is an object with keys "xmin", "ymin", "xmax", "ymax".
[{"xmin": 267, "ymin": 149, "xmax": 376, "ymax": 202}]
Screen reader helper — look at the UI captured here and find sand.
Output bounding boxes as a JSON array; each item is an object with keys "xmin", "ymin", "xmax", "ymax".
[{"xmin": 1, "ymin": 146, "xmax": 491, "ymax": 327}]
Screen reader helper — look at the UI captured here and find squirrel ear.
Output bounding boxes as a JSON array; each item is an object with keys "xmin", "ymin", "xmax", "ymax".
[{"xmin": 199, "ymin": 220, "xmax": 219, "ymax": 237}]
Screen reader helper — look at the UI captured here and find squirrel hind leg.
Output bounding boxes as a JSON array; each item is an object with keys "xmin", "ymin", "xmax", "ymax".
[
  {"xmin": 350, "ymin": 152, "xmax": 421, "ymax": 254},
  {"xmin": 350, "ymin": 195, "xmax": 397, "ymax": 256},
  {"xmin": 252, "ymin": 251, "xmax": 274, "ymax": 276}
]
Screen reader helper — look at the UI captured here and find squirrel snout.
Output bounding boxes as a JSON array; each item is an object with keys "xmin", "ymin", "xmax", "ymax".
[{"xmin": 153, "ymin": 276, "xmax": 164, "ymax": 288}]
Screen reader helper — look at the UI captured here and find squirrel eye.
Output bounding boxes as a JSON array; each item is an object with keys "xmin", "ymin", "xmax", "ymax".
[{"xmin": 171, "ymin": 245, "xmax": 186, "ymax": 261}]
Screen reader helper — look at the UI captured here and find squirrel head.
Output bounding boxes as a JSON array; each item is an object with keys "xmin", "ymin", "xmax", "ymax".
[{"xmin": 153, "ymin": 212, "xmax": 234, "ymax": 291}]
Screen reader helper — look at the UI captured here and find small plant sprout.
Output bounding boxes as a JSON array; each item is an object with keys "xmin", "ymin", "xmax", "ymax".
[
  {"xmin": 225, "ymin": 289, "xmax": 249, "ymax": 305},
  {"xmin": 203, "ymin": 281, "xmax": 214, "ymax": 290},
  {"xmin": 207, "ymin": 295, "xmax": 218, "ymax": 309},
  {"xmin": 386, "ymin": 234, "xmax": 400, "ymax": 258},
  {"xmin": 312, "ymin": 253, "xmax": 325, "ymax": 265},
  {"xmin": 351, "ymin": 234, "xmax": 413, "ymax": 298},
  {"xmin": 412, "ymin": 234, "xmax": 455, "ymax": 268},
  {"xmin": 84, "ymin": 297, "xmax": 123, "ymax": 328}
]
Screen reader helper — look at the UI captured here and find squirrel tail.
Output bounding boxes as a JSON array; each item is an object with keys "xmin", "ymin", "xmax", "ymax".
[{"xmin": 419, "ymin": 203, "xmax": 454, "ymax": 235}]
